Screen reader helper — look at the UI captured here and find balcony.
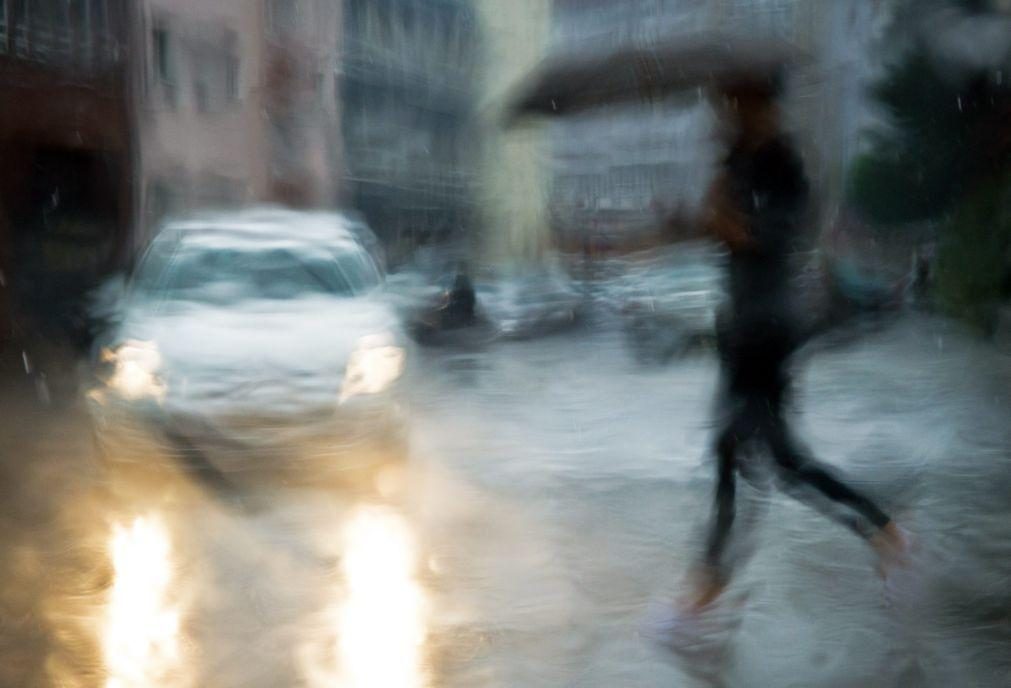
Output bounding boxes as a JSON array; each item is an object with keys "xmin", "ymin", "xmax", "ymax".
[{"xmin": 0, "ymin": 0, "xmax": 122, "ymax": 73}]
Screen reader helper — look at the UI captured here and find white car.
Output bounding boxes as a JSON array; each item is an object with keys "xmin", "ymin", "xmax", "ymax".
[{"xmin": 88, "ymin": 209, "xmax": 408, "ymax": 486}]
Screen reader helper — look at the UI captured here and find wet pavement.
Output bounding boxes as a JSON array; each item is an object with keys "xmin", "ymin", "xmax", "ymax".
[{"xmin": 1, "ymin": 313, "xmax": 1010, "ymax": 687}]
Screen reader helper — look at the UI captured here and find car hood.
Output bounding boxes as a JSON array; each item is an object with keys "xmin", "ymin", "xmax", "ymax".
[{"xmin": 111, "ymin": 295, "xmax": 400, "ymax": 418}]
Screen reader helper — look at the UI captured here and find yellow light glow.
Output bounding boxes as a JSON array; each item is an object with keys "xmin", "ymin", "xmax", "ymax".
[
  {"xmin": 103, "ymin": 515, "xmax": 184, "ymax": 688},
  {"xmin": 105, "ymin": 340, "xmax": 166, "ymax": 401},
  {"xmin": 304, "ymin": 505, "xmax": 429, "ymax": 688}
]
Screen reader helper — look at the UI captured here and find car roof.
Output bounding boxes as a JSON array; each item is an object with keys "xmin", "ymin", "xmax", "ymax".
[{"xmin": 154, "ymin": 207, "xmax": 367, "ymax": 254}]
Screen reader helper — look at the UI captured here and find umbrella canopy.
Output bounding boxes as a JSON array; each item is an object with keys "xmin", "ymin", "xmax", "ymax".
[{"xmin": 504, "ymin": 32, "xmax": 807, "ymax": 125}]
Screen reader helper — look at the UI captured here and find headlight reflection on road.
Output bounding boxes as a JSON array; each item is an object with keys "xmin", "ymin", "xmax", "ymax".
[
  {"xmin": 306, "ymin": 505, "xmax": 428, "ymax": 688},
  {"xmin": 103, "ymin": 515, "xmax": 185, "ymax": 688}
]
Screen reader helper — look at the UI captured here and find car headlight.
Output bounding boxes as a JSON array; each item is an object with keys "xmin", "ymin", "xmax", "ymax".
[
  {"xmin": 340, "ymin": 334, "xmax": 405, "ymax": 404},
  {"xmin": 101, "ymin": 339, "xmax": 167, "ymax": 401}
]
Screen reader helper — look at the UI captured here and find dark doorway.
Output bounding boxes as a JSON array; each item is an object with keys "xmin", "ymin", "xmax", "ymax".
[{"xmin": 10, "ymin": 147, "xmax": 121, "ymax": 350}]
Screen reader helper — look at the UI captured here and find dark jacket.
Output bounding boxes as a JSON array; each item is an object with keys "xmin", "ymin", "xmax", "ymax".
[{"xmin": 717, "ymin": 134, "xmax": 810, "ymax": 401}]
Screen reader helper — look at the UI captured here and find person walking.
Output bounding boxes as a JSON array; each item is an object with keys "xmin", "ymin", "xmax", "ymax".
[{"xmin": 684, "ymin": 74, "xmax": 907, "ymax": 612}]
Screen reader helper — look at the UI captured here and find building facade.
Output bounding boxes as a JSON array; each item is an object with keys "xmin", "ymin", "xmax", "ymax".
[
  {"xmin": 547, "ymin": 0, "xmax": 716, "ymax": 247},
  {"xmin": 262, "ymin": 0, "xmax": 343, "ymax": 209},
  {"xmin": 133, "ymin": 0, "xmax": 343, "ymax": 249},
  {"xmin": 133, "ymin": 0, "xmax": 266, "ymax": 246},
  {"xmin": 473, "ymin": 0, "xmax": 553, "ymax": 266},
  {"xmin": 546, "ymin": 0, "xmax": 892, "ymax": 247},
  {"xmin": 341, "ymin": 0, "xmax": 479, "ymax": 263},
  {"xmin": 0, "ymin": 1, "xmax": 347, "ymax": 342}
]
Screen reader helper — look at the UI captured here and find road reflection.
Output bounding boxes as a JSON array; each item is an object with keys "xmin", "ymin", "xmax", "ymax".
[
  {"xmin": 103, "ymin": 515, "xmax": 186, "ymax": 688},
  {"xmin": 304, "ymin": 504, "xmax": 429, "ymax": 688}
]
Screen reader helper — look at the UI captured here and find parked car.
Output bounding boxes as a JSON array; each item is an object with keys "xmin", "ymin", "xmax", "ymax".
[
  {"xmin": 390, "ymin": 259, "xmax": 585, "ymax": 346},
  {"xmin": 87, "ymin": 209, "xmax": 408, "ymax": 489},
  {"xmin": 610, "ymin": 245, "xmax": 725, "ymax": 363},
  {"xmin": 480, "ymin": 267, "xmax": 586, "ymax": 340}
]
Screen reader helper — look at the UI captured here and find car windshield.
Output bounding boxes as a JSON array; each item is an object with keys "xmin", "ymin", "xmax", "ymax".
[{"xmin": 135, "ymin": 240, "xmax": 379, "ymax": 304}]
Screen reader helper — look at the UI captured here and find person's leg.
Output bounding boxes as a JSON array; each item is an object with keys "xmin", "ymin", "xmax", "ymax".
[
  {"xmin": 764, "ymin": 417, "xmax": 907, "ymax": 572},
  {"xmin": 684, "ymin": 411, "xmax": 754, "ymax": 611},
  {"xmin": 765, "ymin": 417, "xmax": 889, "ymax": 535},
  {"xmin": 704, "ymin": 427, "xmax": 739, "ymax": 572}
]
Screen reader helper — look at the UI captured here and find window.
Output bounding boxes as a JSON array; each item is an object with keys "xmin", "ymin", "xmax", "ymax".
[
  {"xmin": 0, "ymin": 0, "xmax": 8, "ymax": 54},
  {"xmin": 68, "ymin": 0, "xmax": 89, "ymax": 57},
  {"xmin": 225, "ymin": 56, "xmax": 239, "ymax": 101},
  {"xmin": 225, "ymin": 34, "xmax": 240, "ymax": 101},
  {"xmin": 53, "ymin": 0, "xmax": 71, "ymax": 58},
  {"xmin": 90, "ymin": 0, "xmax": 109, "ymax": 62},
  {"xmin": 12, "ymin": 0, "xmax": 26, "ymax": 57},
  {"xmin": 152, "ymin": 23, "xmax": 175, "ymax": 106},
  {"xmin": 267, "ymin": 0, "xmax": 300, "ymax": 35},
  {"xmin": 313, "ymin": 71, "xmax": 323, "ymax": 105},
  {"xmin": 153, "ymin": 25, "xmax": 172, "ymax": 82},
  {"xmin": 28, "ymin": 0, "xmax": 56, "ymax": 59}
]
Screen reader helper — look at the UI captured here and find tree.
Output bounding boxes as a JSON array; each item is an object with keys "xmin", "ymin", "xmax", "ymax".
[{"xmin": 847, "ymin": 1, "xmax": 1011, "ymax": 332}]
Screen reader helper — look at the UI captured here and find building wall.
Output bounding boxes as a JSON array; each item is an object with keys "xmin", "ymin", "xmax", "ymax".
[
  {"xmin": 547, "ymin": 0, "xmax": 716, "ymax": 246},
  {"xmin": 0, "ymin": 0, "xmax": 132, "ymax": 339},
  {"xmin": 341, "ymin": 0, "xmax": 479, "ymax": 263},
  {"xmin": 263, "ymin": 0, "xmax": 343, "ymax": 209},
  {"xmin": 546, "ymin": 0, "xmax": 891, "ymax": 245},
  {"xmin": 134, "ymin": 0, "xmax": 343, "ymax": 249},
  {"xmin": 474, "ymin": 0, "xmax": 553, "ymax": 266},
  {"xmin": 134, "ymin": 0, "xmax": 267, "ymax": 247}
]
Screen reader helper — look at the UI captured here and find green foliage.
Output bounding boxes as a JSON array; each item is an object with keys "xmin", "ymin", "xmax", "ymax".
[
  {"xmin": 846, "ymin": 0, "xmax": 1011, "ymax": 332},
  {"xmin": 848, "ymin": 50, "xmax": 981, "ymax": 224},
  {"xmin": 847, "ymin": 146, "xmax": 957, "ymax": 226},
  {"xmin": 935, "ymin": 177, "xmax": 1011, "ymax": 333}
]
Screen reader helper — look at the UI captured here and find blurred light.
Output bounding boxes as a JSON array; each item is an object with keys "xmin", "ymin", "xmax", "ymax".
[
  {"xmin": 104, "ymin": 340, "xmax": 166, "ymax": 401},
  {"xmin": 103, "ymin": 515, "xmax": 184, "ymax": 688},
  {"xmin": 340, "ymin": 335, "xmax": 406, "ymax": 403},
  {"xmin": 305, "ymin": 505, "xmax": 428, "ymax": 688},
  {"xmin": 375, "ymin": 465, "xmax": 407, "ymax": 499}
]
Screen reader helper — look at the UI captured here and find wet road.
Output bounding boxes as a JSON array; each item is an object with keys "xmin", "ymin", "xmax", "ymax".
[{"xmin": 1, "ymin": 314, "xmax": 1009, "ymax": 687}]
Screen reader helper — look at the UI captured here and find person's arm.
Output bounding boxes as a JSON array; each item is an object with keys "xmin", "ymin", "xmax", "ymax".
[{"xmin": 702, "ymin": 172, "xmax": 753, "ymax": 251}]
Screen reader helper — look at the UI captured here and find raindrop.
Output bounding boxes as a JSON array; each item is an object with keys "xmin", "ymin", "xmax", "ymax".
[
  {"xmin": 996, "ymin": 71, "xmax": 1003, "ymax": 86},
  {"xmin": 22, "ymin": 351, "xmax": 32, "ymax": 374},
  {"xmin": 0, "ymin": 269, "xmax": 5, "ymax": 287},
  {"xmin": 956, "ymin": 96, "xmax": 962, "ymax": 112}
]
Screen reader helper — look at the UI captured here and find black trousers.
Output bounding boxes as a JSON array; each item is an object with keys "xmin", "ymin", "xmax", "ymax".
[{"xmin": 704, "ymin": 391, "xmax": 892, "ymax": 580}]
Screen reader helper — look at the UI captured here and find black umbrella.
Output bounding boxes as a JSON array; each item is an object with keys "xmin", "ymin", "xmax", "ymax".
[{"xmin": 504, "ymin": 32, "xmax": 807, "ymax": 125}]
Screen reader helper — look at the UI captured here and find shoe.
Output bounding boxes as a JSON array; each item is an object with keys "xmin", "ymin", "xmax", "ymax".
[
  {"xmin": 871, "ymin": 521, "xmax": 911, "ymax": 579},
  {"xmin": 677, "ymin": 565, "xmax": 728, "ymax": 614}
]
